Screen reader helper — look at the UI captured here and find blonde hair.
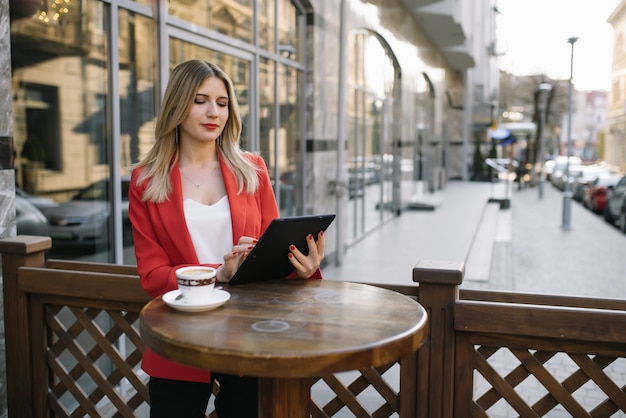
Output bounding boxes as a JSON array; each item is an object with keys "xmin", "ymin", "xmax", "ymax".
[{"xmin": 135, "ymin": 60, "xmax": 259, "ymax": 202}]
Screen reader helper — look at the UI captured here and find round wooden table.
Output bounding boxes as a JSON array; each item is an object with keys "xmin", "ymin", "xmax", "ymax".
[{"xmin": 140, "ymin": 279, "xmax": 428, "ymax": 417}]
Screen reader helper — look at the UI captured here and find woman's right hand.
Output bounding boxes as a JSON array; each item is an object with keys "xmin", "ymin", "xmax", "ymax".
[{"xmin": 217, "ymin": 236, "xmax": 258, "ymax": 283}]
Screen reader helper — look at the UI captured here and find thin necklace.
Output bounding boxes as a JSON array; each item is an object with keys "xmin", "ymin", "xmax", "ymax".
[{"xmin": 180, "ymin": 167, "xmax": 208, "ymax": 189}]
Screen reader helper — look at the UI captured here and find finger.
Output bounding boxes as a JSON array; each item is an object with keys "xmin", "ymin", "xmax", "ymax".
[
  {"xmin": 288, "ymin": 244, "xmax": 307, "ymax": 263},
  {"xmin": 305, "ymin": 234, "xmax": 319, "ymax": 259},
  {"xmin": 287, "ymin": 245, "xmax": 309, "ymax": 269},
  {"xmin": 289, "ymin": 241, "xmax": 318, "ymax": 278},
  {"xmin": 236, "ymin": 236, "xmax": 259, "ymax": 245},
  {"xmin": 232, "ymin": 243, "xmax": 256, "ymax": 253},
  {"xmin": 316, "ymin": 231, "xmax": 326, "ymax": 259},
  {"xmin": 219, "ymin": 251, "xmax": 242, "ymax": 283},
  {"xmin": 287, "ymin": 251, "xmax": 315, "ymax": 278}
]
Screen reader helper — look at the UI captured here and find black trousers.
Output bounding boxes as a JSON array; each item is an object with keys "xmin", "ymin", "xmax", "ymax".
[{"xmin": 149, "ymin": 374, "xmax": 258, "ymax": 418}]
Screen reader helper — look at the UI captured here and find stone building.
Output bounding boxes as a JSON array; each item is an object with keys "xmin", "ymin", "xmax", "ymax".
[{"xmin": 607, "ymin": 0, "xmax": 626, "ymax": 171}]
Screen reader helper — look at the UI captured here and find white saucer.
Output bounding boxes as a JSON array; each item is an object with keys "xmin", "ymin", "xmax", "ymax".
[{"xmin": 163, "ymin": 289, "xmax": 230, "ymax": 312}]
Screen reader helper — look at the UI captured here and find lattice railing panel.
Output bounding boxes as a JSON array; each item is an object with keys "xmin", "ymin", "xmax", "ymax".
[
  {"xmin": 310, "ymin": 362, "xmax": 401, "ymax": 417},
  {"xmin": 472, "ymin": 345, "xmax": 626, "ymax": 417},
  {"xmin": 41, "ymin": 302, "xmax": 404, "ymax": 418},
  {"xmin": 44, "ymin": 304, "xmax": 149, "ymax": 417}
]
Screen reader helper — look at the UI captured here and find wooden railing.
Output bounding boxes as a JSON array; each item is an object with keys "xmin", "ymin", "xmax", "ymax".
[
  {"xmin": 2, "ymin": 236, "xmax": 626, "ymax": 417},
  {"xmin": 415, "ymin": 261, "xmax": 626, "ymax": 417}
]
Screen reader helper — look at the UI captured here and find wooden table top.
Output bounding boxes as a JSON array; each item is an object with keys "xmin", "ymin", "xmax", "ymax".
[{"xmin": 140, "ymin": 279, "xmax": 428, "ymax": 378}]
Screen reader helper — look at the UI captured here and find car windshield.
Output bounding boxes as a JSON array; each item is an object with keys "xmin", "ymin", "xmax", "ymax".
[
  {"xmin": 73, "ymin": 181, "xmax": 108, "ymax": 201},
  {"xmin": 582, "ymin": 168, "xmax": 607, "ymax": 180},
  {"xmin": 594, "ymin": 175, "xmax": 620, "ymax": 187},
  {"xmin": 71, "ymin": 179, "xmax": 129, "ymax": 201}
]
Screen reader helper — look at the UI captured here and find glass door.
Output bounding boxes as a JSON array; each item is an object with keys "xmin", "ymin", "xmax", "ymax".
[{"xmin": 345, "ymin": 30, "xmax": 396, "ymax": 244}]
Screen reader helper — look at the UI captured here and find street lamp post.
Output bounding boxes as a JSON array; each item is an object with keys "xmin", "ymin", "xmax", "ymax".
[
  {"xmin": 537, "ymin": 83, "xmax": 552, "ymax": 200},
  {"xmin": 562, "ymin": 36, "xmax": 578, "ymax": 230}
]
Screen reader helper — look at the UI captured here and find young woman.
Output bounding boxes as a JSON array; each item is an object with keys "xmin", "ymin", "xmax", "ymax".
[{"xmin": 129, "ymin": 59, "xmax": 326, "ymax": 417}]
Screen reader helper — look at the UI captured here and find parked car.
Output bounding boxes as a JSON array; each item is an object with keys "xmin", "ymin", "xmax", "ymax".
[
  {"xmin": 15, "ymin": 187, "xmax": 58, "ymax": 211},
  {"xmin": 582, "ymin": 174, "xmax": 622, "ymax": 213},
  {"xmin": 550, "ymin": 156, "xmax": 582, "ymax": 188},
  {"xmin": 43, "ymin": 177, "xmax": 132, "ymax": 247},
  {"xmin": 15, "ymin": 195, "xmax": 50, "ymax": 236},
  {"xmin": 572, "ymin": 165, "xmax": 611, "ymax": 202},
  {"xmin": 604, "ymin": 174, "xmax": 626, "ymax": 233},
  {"xmin": 552, "ymin": 164, "xmax": 584, "ymax": 191}
]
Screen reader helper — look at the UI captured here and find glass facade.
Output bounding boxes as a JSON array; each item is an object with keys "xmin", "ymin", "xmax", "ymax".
[
  {"xmin": 7, "ymin": 0, "xmax": 463, "ymax": 267},
  {"xmin": 346, "ymin": 30, "xmax": 396, "ymax": 242},
  {"xmin": 10, "ymin": 0, "xmax": 306, "ymax": 264},
  {"xmin": 1, "ymin": 0, "xmax": 487, "ymax": 414},
  {"xmin": 169, "ymin": 0, "xmax": 254, "ymax": 44}
]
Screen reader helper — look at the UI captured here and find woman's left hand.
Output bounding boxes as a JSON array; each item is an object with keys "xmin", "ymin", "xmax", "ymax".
[{"xmin": 288, "ymin": 231, "xmax": 325, "ymax": 279}]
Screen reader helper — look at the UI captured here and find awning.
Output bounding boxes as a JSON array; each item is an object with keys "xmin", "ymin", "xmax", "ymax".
[{"xmin": 488, "ymin": 127, "xmax": 517, "ymax": 145}]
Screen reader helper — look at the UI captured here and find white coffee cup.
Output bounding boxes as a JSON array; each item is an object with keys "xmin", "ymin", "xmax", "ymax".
[{"xmin": 175, "ymin": 266, "xmax": 217, "ymax": 304}]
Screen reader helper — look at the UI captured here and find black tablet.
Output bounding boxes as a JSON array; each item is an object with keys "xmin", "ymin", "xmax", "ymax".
[{"xmin": 228, "ymin": 214, "xmax": 336, "ymax": 285}]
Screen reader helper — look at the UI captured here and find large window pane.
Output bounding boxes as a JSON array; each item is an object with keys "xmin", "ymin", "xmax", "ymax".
[
  {"xmin": 276, "ymin": 63, "xmax": 301, "ymax": 216},
  {"xmin": 119, "ymin": 9, "xmax": 158, "ymax": 264},
  {"xmin": 345, "ymin": 30, "xmax": 396, "ymax": 242},
  {"xmin": 258, "ymin": 0, "xmax": 276, "ymax": 52},
  {"xmin": 168, "ymin": 39, "xmax": 251, "ymax": 151},
  {"xmin": 169, "ymin": 0, "xmax": 253, "ymax": 44},
  {"xmin": 11, "ymin": 0, "xmax": 114, "ymax": 260},
  {"xmin": 259, "ymin": 58, "xmax": 275, "ymax": 175},
  {"xmin": 277, "ymin": 0, "xmax": 300, "ymax": 62}
]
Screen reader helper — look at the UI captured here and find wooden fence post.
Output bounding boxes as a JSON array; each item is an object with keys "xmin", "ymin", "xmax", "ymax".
[
  {"xmin": 413, "ymin": 259, "xmax": 464, "ymax": 418},
  {"xmin": 0, "ymin": 236, "xmax": 51, "ymax": 418}
]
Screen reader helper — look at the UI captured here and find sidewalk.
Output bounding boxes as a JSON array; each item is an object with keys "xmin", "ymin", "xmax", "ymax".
[
  {"xmin": 323, "ymin": 179, "xmax": 626, "ymax": 300},
  {"xmin": 322, "ymin": 179, "xmax": 508, "ymax": 286},
  {"xmin": 318, "ymin": 179, "xmax": 626, "ymax": 417}
]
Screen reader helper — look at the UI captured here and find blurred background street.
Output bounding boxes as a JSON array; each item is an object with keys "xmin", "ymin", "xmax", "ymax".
[{"xmin": 323, "ymin": 178, "xmax": 625, "ymax": 300}]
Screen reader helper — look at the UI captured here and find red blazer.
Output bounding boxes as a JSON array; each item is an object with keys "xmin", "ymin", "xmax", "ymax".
[{"xmin": 130, "ymin": 153, "xmax": 320, "ymax": 382}]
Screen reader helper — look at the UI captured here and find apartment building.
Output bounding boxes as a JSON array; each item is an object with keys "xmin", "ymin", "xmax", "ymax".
[{"xmin": 607, "ymin": 0, "xmax": 626, "ymax": 171}]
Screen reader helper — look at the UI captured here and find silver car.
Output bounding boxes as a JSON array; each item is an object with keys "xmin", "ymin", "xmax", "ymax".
[
  {"xmin": 15, "ymin": 195, "xmax": 50, "ymax": 237},
  {"xmin": 43, "ymin": 178, "xmax": 131, "ymax": 247}
]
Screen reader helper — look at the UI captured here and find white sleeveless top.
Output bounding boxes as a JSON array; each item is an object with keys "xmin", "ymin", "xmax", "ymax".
[{"xmin": 183, "ymin": 195, "xmax": 233, "ymax": 264}]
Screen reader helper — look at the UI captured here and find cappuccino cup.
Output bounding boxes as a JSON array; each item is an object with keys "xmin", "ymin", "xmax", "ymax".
[{"xmin": 175, "ymin": 266, "xmax": 217, "ymax": 304}]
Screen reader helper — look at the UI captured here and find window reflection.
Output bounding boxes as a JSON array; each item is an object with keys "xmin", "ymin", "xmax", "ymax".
[
  {"xmin": 118, "ymin": 9, "xmax": 158, "ymax": 264},
  {"xmin": 277, "ymin": 63, "xmax": 300, "ymax": 216},
  {"xmin": 258, "ymin": 59, "xmax": 302, "ymax": 217},
  {"xmin": 258, "ymin": 0, "xmax": 276, "ymax": 52},
  {"xmin": 169, "ymin": 0, "xmax": 254, "ymax": 44},
  {"xmin": 10, "ymin": 0, "xmax": 306, "ymax": 262},
  {"xmin": 259, "ymin": 58, "xmax": 275, "ymax": 170},
  {"xmin": 277, "ymin": 0, "xmax": 300, "ymax": 62},
  {"xmin": 118, "ymin": 9, "xmax": 157, "ymax": 174},
  {"xmin": 10, "ymin": 3, "xmax": 158, "ymax": 264},
  {"xmin": 168, "ymin": 40, "xmax": 251, "ymax": 151},
  {"xmin": 346, "ymin": 30, "xmax": 395, "ymax": 242},
  {"xmin": 11, "ymin": 0, "xmax": 114, "ymax": 260}
]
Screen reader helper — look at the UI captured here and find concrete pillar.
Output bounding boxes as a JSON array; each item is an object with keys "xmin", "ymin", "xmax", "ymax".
[
  {"xmin": 0, "ymin": 0, "xmax": 14, "ymax": 414},
  {"xmin": 0, "ymin": 0, "xmax": 15, "ymax": 239}
]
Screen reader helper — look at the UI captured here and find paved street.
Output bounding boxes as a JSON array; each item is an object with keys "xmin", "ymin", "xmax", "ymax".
[{"xmin": 494, "ymin": 181, "xmax": 625, "ymax": 299}]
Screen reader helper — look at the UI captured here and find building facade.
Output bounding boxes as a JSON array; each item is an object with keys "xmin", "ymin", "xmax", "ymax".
[
  {"xmin": 608, "ymin": 0, "xmax": 626, "ymax": 172},
  {"xmin": 1, "ymin": 0, "xmax": 499, "ymax": 266},
  {"xmin": 0, "ymin": 0, "xmax": 500, "ymax": 412}
]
